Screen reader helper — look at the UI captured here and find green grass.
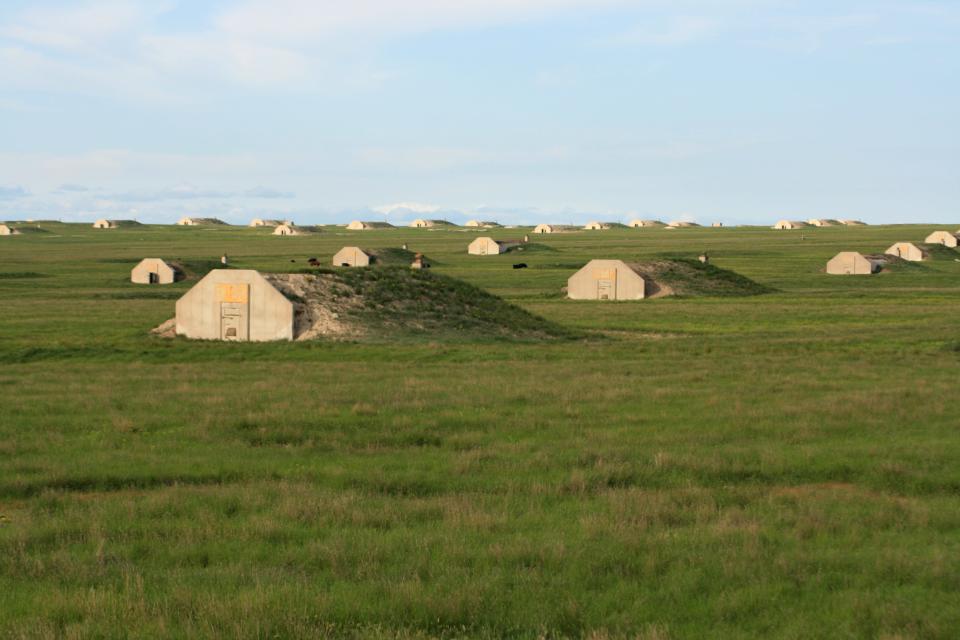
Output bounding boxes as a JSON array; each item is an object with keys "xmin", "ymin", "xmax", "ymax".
[{"xmin": 1, "ymin": 222, "xmax": 960, "ymax": 638}]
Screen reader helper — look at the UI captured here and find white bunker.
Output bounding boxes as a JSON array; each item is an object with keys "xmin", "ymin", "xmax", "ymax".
[
  {"xmin": 567, "ymin": 260, "xmax": 646, "ymax": 301},
  {"xmin": 175, "ymin": 269, "xmax": 294, "ymax": 342}
]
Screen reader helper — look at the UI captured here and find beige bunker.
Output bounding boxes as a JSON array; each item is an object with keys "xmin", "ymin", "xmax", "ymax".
[
  {"xmin": 333, "ymin": 246, "xmax": 372, "ymax": 267},
  {"xmin": 464, "ymin": 220, "xmax": 500, "ymax": 228},
  {"xmin": 826, "ymin": 252, "xmax": 883, "ymax": 275},
  {"xmin": 0, "ymin": 224, "xmax": 20, "ymax": 236},
  {"xmin": 627, "ymin": 219, "xmax": 664, "ymax": 228},
  {"xmin": 176, "ymin": 269, "xmax": 293, "ymax": 342},
  {"xmin": 132, "ymin": 258, "xmax": 182, "ymax": 284},
  {"xmin": 409, "ymin": 219, "xmax": 453, "ymax": 228},
  {"xmin": 666, "ymin": 221, "xmax": 700, "ymax": 228},
  {"xmin": 773, "ymin": 220, "xmax": 808, "ymax": 230},
  {"xmin": 273, "ymin": 223, "xmax": 309, "ymax": 236},
  {"xmin": 807, "ymin": 218, "xmax": 840, "ymax": 227},
  {"xmin": 567, "ymin": 260, "xmax": 646, "ymax": 301},
  {"xmin": 249, "ymin": 218, "xmax": 286, "ymax": 227},
  {"xmin": 925, "ymin": 231, "xmax": 959, "ymax": 248},
  {"xmin": 885, "ymin": 242, "xmax": 928, "ymax": 262},
  {"xmin": 584, "ymin": 221, "xmax": 616, "ymax": 230},
  {"xmin": 347, "ymin": 220, "xmax": 394, "ymax": 230},
  {"xmin": 533, "ymin": 224, "xmax": 577, "ymax": 234},
  {"xmin": 177, "ymin": 217, "xmax": 226, "ymax": 226},
  {"xmin": 468, "ymin": 236, "xmax": 520, "ymax": 255},
  {"xmin": 93, "ymin": 219, "xmax": 139, "ymax": 229}
]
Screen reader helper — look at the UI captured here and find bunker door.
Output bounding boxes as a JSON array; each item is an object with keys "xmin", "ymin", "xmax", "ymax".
[
  {"xmin": 216, "ymin": 283, "xmax": 250, "ymax": 341},
  {"xmin": 594, "ymin": 268, "xmax": 617, "ymax": 300}
]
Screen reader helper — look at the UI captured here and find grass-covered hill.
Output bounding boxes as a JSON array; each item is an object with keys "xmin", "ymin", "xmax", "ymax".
[
  {"xmin": 629, "ymin": 258, "xmax": 775, "ymax": 297},
  {"xmin": 266, "ymin": 267, "xmax": 576, "ymax": 341}
]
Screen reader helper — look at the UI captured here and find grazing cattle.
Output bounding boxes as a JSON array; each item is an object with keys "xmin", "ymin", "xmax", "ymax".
[
  {"xmin": 513, "ymin": 263, "xmax": 528, "ymax": 269},
  {"xmin": 307, "ymin": 257, "xmax": 320, "ymax": 266}
]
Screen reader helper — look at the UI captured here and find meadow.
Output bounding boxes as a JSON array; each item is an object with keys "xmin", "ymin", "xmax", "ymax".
[{"xmin": 1, "ymin": 221, "xmax": 959, "ymax": 639}]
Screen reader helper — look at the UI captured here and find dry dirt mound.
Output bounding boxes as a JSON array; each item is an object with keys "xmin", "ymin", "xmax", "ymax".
[{"xmin": 263, "ymin": 273, "xmax": 366, "ymax": 341}]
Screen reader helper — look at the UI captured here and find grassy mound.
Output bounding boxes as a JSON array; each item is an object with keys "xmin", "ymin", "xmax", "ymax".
[
  {"xmin": 268, "ymin": 267, "xmax": 577, "ymax": 341},
  {"xmin": 631, "ymin": 258, "xmax": 773, "ymax": 297},
  {"xmin": 511, "ymin": 242, "xmax": 557, "ymax": 254},
  {"xmin": 370, "ymin": 247, "xmax": 421, "ymax": 266},
  {"xmin": 920, "ymin": 243, "xmax": 959, "ymax": 260}
]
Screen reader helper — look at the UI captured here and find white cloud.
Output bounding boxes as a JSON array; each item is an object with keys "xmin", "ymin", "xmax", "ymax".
[
  {"xmin": 609, "ymin": 15, "xmax": 719, "ymax": 46},
  {"xmin": 372, "ymin": 202, "xmax": 441, "ymax": 215},
  {"xmin": 0, "ymin": 1, "xmax": 151, "ymax": 51},
  {"xmin": 0, "ymin": 185, "xmax": 29, "ymax": 199},
  {"xmin": 216, "ymin": 0, "xmax": 627, "ymax": 40}
]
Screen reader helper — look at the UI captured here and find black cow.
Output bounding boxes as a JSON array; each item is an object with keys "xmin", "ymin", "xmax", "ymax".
[{"xmin": 513, "ymin": 263, "xmax": 528, "ymax": 269}]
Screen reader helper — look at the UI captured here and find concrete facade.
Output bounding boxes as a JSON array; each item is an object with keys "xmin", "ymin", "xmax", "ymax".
[
  {"xmin": 773, "ymin": 220, "xmax": 808, "ymax": 230},
  {"xmin": 807, "ymin": 219, "xmax": 840, "ymax": 227},
  {"xmin": 468, "ymin": 236, "xmax": 520, "ymax": 255},
  {"xmin": 533, "ymin": 224, "xmax": 577, "ymax": 234},
  {"xmin": 925, "ymin": 231, "xmax": 959, "ymax": 248},
  {"xmin": 826, "ymin": 252, "xmax": 882, "ymax": 275},
  {"xmin": 885, "ymin": 242, "xmax": 927, "ymax": 261},
  {"xmin": 177, "ymin": 217, "xmax": 226, "ymax": 226},
  {"xmin": 583, "ymin": 221, "xmax": 614, "ymax": 230},
  {"xmin": 176, "ymin": 269, "xmax": 293, "ymax": 342},
  {"xmin": 249, "ymin": 218, "xmax": 285, "ymax": 227},
  {"xmin": 567, "ymin": 260, "xmax": 646, "ymax": 301},
  {"xmin": 667, "ymin": 221, "xmax": 700, "ymax": 228},
  {"xmin": 409, "ymin": 219, "xmax": 453, "ymax": 228},
  {"xmin": 627, "ymin": 219, "xmax": 664, "ymax": 227},
  {"xmin": 347, "ymin": 220, "xmax": 394, "ymax": 230},
  {"xmin": 131, "ymin": 258, "xmax": 180, "ymax": 284},
  {"xmin": 464, "ymin": 220, "xmax": 500, "ymax": 228},
  {"xmin": 333, "ymin": 246, "xmax": 372, "ymax": 266},
  {"xmin": 0, "ymin": 224, "xmax": 19, "ymax": 236},
  {"xmin": 273, "ymin": 224, "xmax": 307, "ymax": 236}
]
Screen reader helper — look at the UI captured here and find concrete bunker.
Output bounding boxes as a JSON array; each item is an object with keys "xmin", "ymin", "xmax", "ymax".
[
  {"xmin": 925, "ymin": 231, "xmax": 959, "ymax": 248},
  {"xmin": 468, "ymin": 237, "xmax": 521, "ymax": 255},
  {"xmin": 567, "ymin": 260, "xmax": 646, "ymax": 301},
  {"xmin": 175, "ymin": 269, "xmax": 294, "ymax": 342},
  {"xmin": 826, "ymin": 252, "xmax": 884, "ymax": 275},
  {"xmin": 885, "ymin": 242, "xmax": 927, "ymax": 262},
  {"xmin": 347, "ymin": 220, "xmax": 394, "ymax": 230},
  {"xmin": 132, "ymin": 258, "xmax": 182, "ymax": 284},
  {"xmin": 333, "ymin": 246, "xmax": 372, "ymax": 267},
  {"xmin": 773, "ymin": 220, "xmax": 808, "ymax": 230}
]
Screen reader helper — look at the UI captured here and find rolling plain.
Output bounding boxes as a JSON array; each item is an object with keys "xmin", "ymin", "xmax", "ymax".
[{"xmin": 1, "ymin": 221, "xmax": 959, "ymax": 638}]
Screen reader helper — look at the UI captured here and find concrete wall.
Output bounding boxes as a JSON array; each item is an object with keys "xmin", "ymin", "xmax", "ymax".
[
  {"xmin": 468, "ymin": 237, "xmax": 504, "ymax": 255},
  {"xmin": 925, "ymin": 231, "xmax": 958, "ymax": 248},
  {"xmin": 568, "ymin": 260, "xmax": 646, "ymax": 301},
  {"xmin": 0, "ymin": 225, "xmax": 18, "ymax": 236},
  {"xmin": 886, "ymin": 243, "xmax": 925, "ymax": 261},
  {"xmin": 176, "ymin": 269, "xmax": 293, "ymax": 342},
  {"xmin": 826, "ymin": 252, "xmax": 874, "ymax": 275},
  {"xmin": 132, "ymin": 258, "xmax": 178, "ymax": 284},
  {"xmin": 333, "ymin": 247, "xmax": 371, "ymax": 266}
]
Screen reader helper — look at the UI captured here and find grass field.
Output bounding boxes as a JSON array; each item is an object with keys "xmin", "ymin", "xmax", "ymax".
[{"xmin": 1, "ymin": 221, "xmax": 959, "ymax": 639}]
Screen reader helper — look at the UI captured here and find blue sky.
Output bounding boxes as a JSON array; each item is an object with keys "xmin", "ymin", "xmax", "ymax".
[{"xmin": 0, "ymin": 0, "xmax": 957, "ymax": 225}]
